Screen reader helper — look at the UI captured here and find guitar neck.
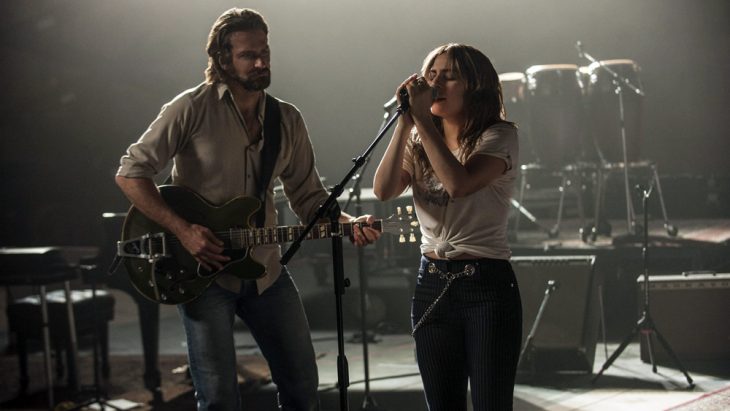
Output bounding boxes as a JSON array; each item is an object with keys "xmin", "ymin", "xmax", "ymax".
[{"xmin": 227, "ymin": 220, "xmax": 384, "ymax": 248}]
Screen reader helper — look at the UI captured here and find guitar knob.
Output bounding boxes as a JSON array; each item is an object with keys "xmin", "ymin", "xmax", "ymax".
[
  {"xmin": 399, "ymin": 234, "xmax": 406, "ymax": 243},
  {"xmin": 148, "ymin": 280, "xmax": 154, "ymax": 287},
  {"xmin": 179, "ymin": 287, "xmax": 185, "ymax": 295},
  {"xmin": 397, "ymin": 206, "xmax": 402, "ymax": 216},
  {"xmin": 160, "ymin": 294, "xmax": 167, "ymax": 301},
  {"xmin": 406, "ymin": 205, "xmax": 413, "ymax": 214},
  {"xmin": 409, "ymin": 233, "xmax": 417, "ymax": 242},
  {"xmin": 166, "ymin": 274, "xmax": 173, "ymax": 280}
]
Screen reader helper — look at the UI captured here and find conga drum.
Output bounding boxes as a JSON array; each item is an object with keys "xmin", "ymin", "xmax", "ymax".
[
  {"xmin": 525, "ymin": 64, "xmax": 585, "ymax": 168},
  {"xmin": 583, "ymin": 59, "xmax": 643, "ymax": 163},
  {"xmin": 499, "ymin": 72, "xmax": 533, "ymax": 162}
]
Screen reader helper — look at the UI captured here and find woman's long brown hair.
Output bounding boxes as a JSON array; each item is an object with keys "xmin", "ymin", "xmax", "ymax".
[{"xmin": 412, "ymin": 44, "xmax": 513, "ymax": 177}]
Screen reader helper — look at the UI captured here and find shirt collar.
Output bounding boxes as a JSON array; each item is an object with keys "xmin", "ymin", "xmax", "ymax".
[{"xmin": 216, "ymin": 82, "xmax": 267, "ymax": 123}]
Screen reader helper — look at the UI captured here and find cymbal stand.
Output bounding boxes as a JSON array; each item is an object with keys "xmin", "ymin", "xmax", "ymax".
[{"xmin": 591, "ymin": 184, "xmax": 693, "ymax": 388}]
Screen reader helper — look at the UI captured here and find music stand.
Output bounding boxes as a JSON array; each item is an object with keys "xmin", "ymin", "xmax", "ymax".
[{"xmin": 591, "ymin": 184, "xmax": 693, "ymax": 388}]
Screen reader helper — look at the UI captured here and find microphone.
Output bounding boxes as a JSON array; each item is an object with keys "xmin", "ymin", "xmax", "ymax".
[
  {"xmin": 383, "ymin": 95, "xmax": 398, "ymax": 111},
  {"xmin": 575, "ymin": 40, "xmax": 584, "ymax": 58},
  {"xmin": 383, "ymin": 86, "xmax": 437, "ymax": 111}
]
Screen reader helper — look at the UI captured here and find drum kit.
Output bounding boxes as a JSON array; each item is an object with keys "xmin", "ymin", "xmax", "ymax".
[{"xmin": 501, "ymin": 54, "xmax": 677, "ymax": 242}]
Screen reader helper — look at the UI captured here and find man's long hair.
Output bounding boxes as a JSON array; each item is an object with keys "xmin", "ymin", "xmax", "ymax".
[
  {"xmin": 412, "ymin": 43, "xmax": 513, "ymax": 177},
  {"xmin": 204, "ymin": 8, "xmax": 268, "ymax": 84}
]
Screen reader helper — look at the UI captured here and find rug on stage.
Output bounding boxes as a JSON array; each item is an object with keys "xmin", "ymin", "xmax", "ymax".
[
  {"xmin": 667, "ymin": 385, "xmax": 730, "ymax": 411},
  {"xmin": 0, "ymin": 353, "xmax": 272, "ymax": 410}
]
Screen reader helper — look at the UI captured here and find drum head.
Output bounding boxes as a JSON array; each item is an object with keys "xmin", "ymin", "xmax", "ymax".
[{"xmin": 524, "ymin": 64, "xmax": 585, "ymax": 168}]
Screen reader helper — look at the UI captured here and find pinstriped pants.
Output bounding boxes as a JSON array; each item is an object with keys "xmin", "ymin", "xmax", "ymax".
[{"xmin": 412, "ymin": 256, "xmax": 522, "ymax": 411}]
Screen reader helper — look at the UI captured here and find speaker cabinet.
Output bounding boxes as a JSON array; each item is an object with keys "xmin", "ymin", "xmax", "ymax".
[
  {"xmin": 637, "ymin": 272, "xmax": 730, "ymax": 365},
  {"xmin": 512, "ymin": 255, "xmax": 600, "ymax": 373}
]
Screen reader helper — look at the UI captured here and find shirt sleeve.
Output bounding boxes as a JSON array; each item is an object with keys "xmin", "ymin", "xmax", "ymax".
[
  {"xmin": 278, "ymin": 108, "xmax": 330, "ymax": 223},
  {"xmin": 471, "ymin": 123, "xmax": 518, "ymax": 172},
  {"xmin": 116, "ymin": 95, "xmax": 192, "ymax": 179},
  {"xmin": 402, "ymin": 129, "xmax": 417, "ymax": 178}
]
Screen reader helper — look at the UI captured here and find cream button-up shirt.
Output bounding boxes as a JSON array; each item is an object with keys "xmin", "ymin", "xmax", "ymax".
[{"xmin": 117, "ymin": 82, "xmax": 330, "ymax": 293}]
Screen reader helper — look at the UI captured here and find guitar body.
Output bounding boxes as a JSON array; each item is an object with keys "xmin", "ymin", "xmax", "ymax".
[{"xmin": 122, "ymin": 185, "xmax": 266, "ymax": 305}]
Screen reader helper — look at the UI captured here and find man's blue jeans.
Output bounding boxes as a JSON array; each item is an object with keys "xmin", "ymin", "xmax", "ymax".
[{"xmin": 178, "ymin": 268, "xmax": 320, "ymax": 411}]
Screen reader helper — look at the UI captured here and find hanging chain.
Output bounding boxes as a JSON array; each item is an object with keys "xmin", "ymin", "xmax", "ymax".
[{"xmin": 411, "ymin": 262, "xmax": 476, "ymax": 335}]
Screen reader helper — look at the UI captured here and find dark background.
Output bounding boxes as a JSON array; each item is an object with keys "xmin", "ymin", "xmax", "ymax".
[{"xmin": 1, "ymin": 0, "xmax": 729, "ymax": 247}]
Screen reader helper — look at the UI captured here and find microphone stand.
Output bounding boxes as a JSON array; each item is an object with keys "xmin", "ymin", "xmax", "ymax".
[
  {"xmin": 592, "ymin": 184, "xmax": 693, "ymax": 388},
  {"xmin": 576, "ymin": 42, "xmax": 644, "ymax": 239},
  {"xmin": 281, "ymin": 94, "xmax": 409, "ymax": 411},
  {"xmin": 341, "ymin": 109, "xmax": 394, "ymax": 411}
]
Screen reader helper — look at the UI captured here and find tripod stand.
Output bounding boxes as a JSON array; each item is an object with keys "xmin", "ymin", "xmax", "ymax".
[{"xmin": 591, "ymin": 184, "xmax": 693, "ymax": 388}]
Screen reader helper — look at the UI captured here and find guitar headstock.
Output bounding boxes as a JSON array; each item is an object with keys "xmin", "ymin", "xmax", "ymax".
[{"xmin": 381, "ymin": 206, "xmax": 420, "ymax": 243}]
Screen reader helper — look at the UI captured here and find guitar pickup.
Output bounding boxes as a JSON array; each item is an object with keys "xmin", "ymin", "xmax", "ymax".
[{"xmin": 117, "ymin": 232, "xmax": 171, "ymax": 261}]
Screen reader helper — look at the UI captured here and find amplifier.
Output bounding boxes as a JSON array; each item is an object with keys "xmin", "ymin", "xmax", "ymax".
[
  {"xmin": 512, "ymin": 255, "xmax": 600, "ymax": 373},
  {"xmin": 636, "ymin": 272, "xmax": 730, "ymax": 365}
]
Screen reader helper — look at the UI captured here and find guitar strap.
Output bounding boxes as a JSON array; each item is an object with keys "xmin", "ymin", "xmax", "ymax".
[{"xmin": 256, "ymin": 94, "xmax": 282, "ymax": 227}]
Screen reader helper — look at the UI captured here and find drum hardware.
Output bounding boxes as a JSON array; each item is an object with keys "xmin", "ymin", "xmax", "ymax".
[
  {"xmin": 576, "ymin": 42, "xmax": 678, "ymax": 241},
  {"xmin": 582, "ymin": 160, "xmax": 678, "ymax": 242},
  {"xmin": 500, "ymin": 72, "xmax": 554, "ymax": 240},
  {"xmin": 503, "ymin": 65, "xmax": 588, "ymax": 240}
]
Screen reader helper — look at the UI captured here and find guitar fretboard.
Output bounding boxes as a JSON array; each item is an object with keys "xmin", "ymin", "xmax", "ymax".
[{"xmin": 228, "ymin": 221, "xmax": 384, "ymax": 248}]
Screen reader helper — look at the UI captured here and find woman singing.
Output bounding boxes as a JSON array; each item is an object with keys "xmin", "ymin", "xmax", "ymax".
[{"xmin": 373, "ymin": 43, "xmax": 523, "ymax": 410}]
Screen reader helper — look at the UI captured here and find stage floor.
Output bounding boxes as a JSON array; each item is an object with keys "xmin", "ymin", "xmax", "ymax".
[
  {"xmin": 3, "ymin": 288, "xmax": 724, "ymax": 411},
  {"xmin": 1, "ymin": 217, "xmax": 729, "ymax": 410}
]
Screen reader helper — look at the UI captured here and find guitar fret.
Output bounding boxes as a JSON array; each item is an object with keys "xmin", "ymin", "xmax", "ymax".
[
  {"xmin": 229, "ymin": 228, "xmax": 237, "ymax": 248},
  {"xmin": 226, "ymin": 219, "xmax": 391, "ymax": 249}
]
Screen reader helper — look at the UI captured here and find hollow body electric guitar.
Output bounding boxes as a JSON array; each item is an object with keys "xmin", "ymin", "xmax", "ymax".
[{"xmin": 117, "ymin": 185, "xmax": 418, "ymax": 305}]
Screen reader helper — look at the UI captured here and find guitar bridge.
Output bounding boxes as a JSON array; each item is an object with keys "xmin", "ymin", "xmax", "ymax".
[{"xmin": 117, "ymin": 232, "xmax": 171, "ymax": 262}]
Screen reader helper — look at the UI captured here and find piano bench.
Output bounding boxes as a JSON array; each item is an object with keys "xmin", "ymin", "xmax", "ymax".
[{"xmin": 6, "ymin": 289, "xmax": 115, "ymax": 392}]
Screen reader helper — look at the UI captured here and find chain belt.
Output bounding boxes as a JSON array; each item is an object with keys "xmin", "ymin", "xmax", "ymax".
[{"xmin": 411, "ymin": 262, "xmax": 476, "ymax": 335}]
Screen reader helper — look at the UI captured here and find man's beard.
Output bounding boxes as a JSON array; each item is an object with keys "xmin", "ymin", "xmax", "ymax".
[{"xmin": 235, "ymin": 69, "xmax": 271, "ymax": 91}]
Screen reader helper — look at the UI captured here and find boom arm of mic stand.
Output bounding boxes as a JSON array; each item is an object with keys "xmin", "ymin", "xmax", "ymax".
[
  {"xmin": 576, "ymin": 43, "xmax": 644, "ymax": 96},
  {"xmin": 280, "ymin": 104, "xmax": 406, "ymax": 265}
]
